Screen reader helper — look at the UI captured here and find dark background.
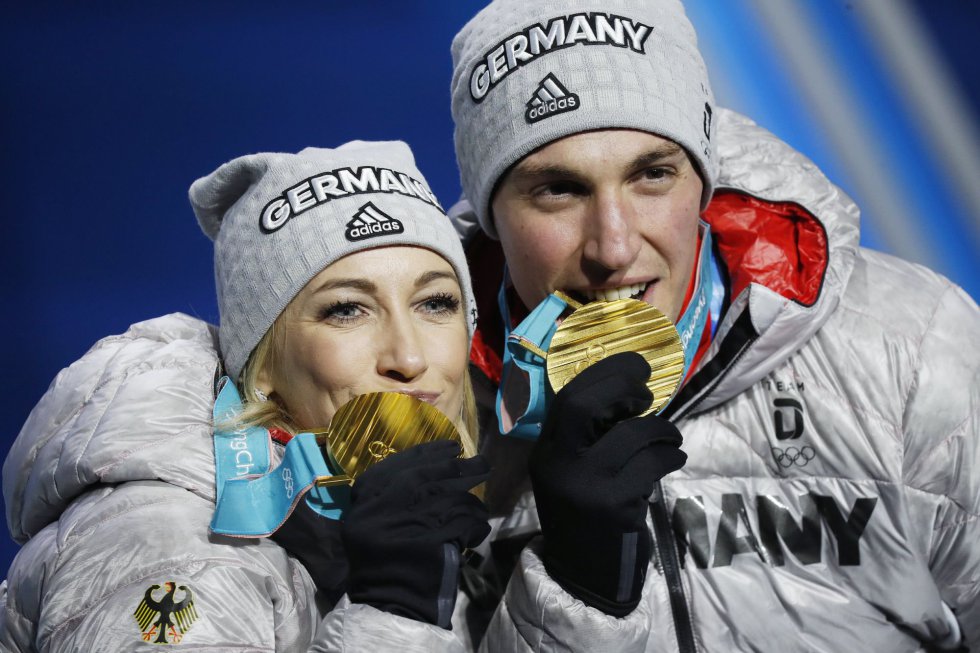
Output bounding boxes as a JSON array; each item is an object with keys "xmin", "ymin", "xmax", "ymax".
[{"xmin": 2, "ymin": 1, "xmax": 977, "ymax": 577}]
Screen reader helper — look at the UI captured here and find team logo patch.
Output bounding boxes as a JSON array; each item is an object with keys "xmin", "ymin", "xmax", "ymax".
[
  {"xmin": 134, "ymin": 582, "xmax": 198, "ymax": 645},
  {"xmin": 773, "ymin": 397, "xmax": 804, "ymax": 440},
  {"xmin": 525, "ymin": 74, "xmax": 580, "ymax": 124},
  {"xmin": 345, "ymin": 202, "xmax": 404, "ymax": 241}
]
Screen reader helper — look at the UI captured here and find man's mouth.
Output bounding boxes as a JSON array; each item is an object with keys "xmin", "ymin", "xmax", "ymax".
[{"xmin": 577, "ymin": 282, "xmax": 650, "ymax": 303}]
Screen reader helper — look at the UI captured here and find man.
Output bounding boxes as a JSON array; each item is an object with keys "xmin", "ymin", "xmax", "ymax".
[{"xmin": 449, "ymin": 1, "xmax": 980, "ymax": 651}]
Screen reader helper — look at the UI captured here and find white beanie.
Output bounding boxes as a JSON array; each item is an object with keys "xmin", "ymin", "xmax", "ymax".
[
  {"xmin": 190, "ymin": 141, "xmax": 477, "ymax": 381},
  {"xmin": 451, "ymin": 0, "xmax": 717, "ymax": 238}
]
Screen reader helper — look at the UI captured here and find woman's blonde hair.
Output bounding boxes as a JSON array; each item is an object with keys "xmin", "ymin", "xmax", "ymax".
[{"xmin": 224, "ymin": 312, "xmax": 481, "ymax": 458}]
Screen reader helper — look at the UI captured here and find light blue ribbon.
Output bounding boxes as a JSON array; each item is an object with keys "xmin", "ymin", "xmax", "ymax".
[
  {"xmin": 210, "ymin": 378, "xmax": 350, "ymax": 537},
  {"xmin": 212, "ymin": 379, "xmax": 272, "ymax": 503},
  {"xmin": 495, "ymin": 286, "xmax": 568, "ymax": 439},
  {"xmin": 674, "ymin": 224, "xmax": 714, "ymax": 373}
]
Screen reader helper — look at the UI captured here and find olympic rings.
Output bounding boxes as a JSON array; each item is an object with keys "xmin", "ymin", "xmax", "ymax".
[{"xmin": 771, "ymin": 445, "xmax": 816, "ymax": 468}]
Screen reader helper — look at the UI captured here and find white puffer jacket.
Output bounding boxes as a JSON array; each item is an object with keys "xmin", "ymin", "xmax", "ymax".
[
  {"xmin": 463, "ymin": 109, "xmax": 980, "ymax": 652},
  {"xmin": 0, "ymin": 314, "xmax": 470, "ymax": 652}
]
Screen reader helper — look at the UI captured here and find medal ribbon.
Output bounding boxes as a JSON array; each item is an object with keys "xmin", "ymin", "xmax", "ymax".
[
  {"xmin": 212, "ymin": 378, "xmax": 271, "ymax": 503},
  {"xmin": 495, "ymin": 284, "xmax": 568, "ymax": 439},
  {"xmin": 495, "ymin": 221, "xmax": 714, "ymax": 440},
  {"xmin": 210, "ymin": 378, "xmax": 349, "ymax": 536},
  {"xmin": 675, "ymin": 223, "xmax": 714, "ymax": 374}
]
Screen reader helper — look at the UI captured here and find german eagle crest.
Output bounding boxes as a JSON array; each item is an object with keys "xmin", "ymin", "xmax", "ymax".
[{"xmin": 133, "ymin": 582, "xmax": 198, "ymax": 644}]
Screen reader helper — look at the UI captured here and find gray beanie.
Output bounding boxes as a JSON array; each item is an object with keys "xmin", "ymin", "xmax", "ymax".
[
  {"xmin": 451, "ymin": 0, "xmax": 717, "ymax": 239},
  {"xmin": 190, "ymin": 141, "xmax": 476, "ymax": 381}
]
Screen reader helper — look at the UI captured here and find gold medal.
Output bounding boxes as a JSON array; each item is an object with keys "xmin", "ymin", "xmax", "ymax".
[
  {"xmin": 311, "ymin": 392, "xmax": 461, "ymax": 487},
  {"xmin": 546, "ymin": 294, "xmax": 685, "ymax": 415}
]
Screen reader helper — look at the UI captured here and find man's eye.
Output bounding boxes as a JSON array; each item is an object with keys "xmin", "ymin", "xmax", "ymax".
[
  {"xmin": 537, "ymin": 180, "xmax": 584, "ymax": 197},
  {"xmin": 641, "ymin": 167, "xmax": 673, "ymax": 182}
]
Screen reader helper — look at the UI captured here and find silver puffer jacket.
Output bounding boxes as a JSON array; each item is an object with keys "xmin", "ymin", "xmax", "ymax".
[
  {"xmin": 462, "ymin": 109, "xmax": 979, "ymax": 652},
  {"xmin": 0, "ymin": 314, "xmax": 469, "ymax": 652}
]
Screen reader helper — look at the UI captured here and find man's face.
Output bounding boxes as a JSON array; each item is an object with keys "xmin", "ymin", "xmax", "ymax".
[{"xmin": 491, "ymin": 129, "xmax": 703, "ymax": 322}]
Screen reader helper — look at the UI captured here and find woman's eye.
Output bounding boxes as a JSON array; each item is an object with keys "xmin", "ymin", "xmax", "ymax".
[
  {"xmin": 419, "ymin": 293, "xmax": 461, "ymax": 315},
  {"xmin": 320, "ymin": 301, "xmax": 364, "ymax": 323}
]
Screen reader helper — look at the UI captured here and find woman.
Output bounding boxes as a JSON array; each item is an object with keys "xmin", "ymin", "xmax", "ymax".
[{"xmin": 0, "ymin": 141, "xmax": 489, "ymax": 652}]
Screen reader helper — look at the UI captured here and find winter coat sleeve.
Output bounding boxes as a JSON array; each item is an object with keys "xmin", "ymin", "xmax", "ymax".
[
  {"xmin": 901, "ymin": 281, "xmax": 980, "ymax": 648},
  {"xmin": 478, "ymin": 539, "xmax": 652, "ymax": 653},
  {"xmin": 311, "ymin": 597, "xmax": 467, "ymax": 652}
]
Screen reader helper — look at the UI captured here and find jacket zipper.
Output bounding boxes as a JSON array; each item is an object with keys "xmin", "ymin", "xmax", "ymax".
[
  {"xmin": 650, "ymin": 481, "xmax": 697, "ymax": 653},
  {"xmin": 652, "ymin": 324, "xmax": 758, "ymax": 652},
  {"xmin": 651, "ymin": 330, "xmax": 757, "ymax": 653},
  {"xmin": 679, "ymin": 336, "xmax": 756, "ymax": 419}
]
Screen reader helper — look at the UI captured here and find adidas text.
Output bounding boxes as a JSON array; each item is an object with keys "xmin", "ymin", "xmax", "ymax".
[
  {"xmin": 526, "ymin": 95, "xmax": 577, "ymax": 122},
  {"xmin": 347, "ymin": 221, "xmax": 401, "ymax": 240}
]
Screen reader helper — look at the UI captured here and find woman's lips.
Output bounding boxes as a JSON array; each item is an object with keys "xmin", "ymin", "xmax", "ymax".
[{"xmin": 395, "ymin": 389, "xmax": 440, "ymax": 404}]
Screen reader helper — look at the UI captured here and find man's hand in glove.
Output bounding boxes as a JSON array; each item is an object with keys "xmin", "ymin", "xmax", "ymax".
[
  {"xmin": 342, "ymin": 440, "xmax": 491, "ymax": 628},
  {"xmin": 530, "ymin": 351, "xmax": 687, "ymax": 616}
]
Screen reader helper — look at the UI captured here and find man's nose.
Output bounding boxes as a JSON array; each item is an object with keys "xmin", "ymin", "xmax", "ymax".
[
  {"xmin": 582, "ymin": 191, "xmax": 641, "ymax": 271},
  {"xmin": 376, "ymin": 316, "xmax": 428, "ymax": 382}
]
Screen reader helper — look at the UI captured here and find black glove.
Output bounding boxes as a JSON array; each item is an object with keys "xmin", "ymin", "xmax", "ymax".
[
  {"xmin": 270, "ymin": 497, "xmax": 348, "ymax": 605},
  {"xmin": 342, "ymin": 440, "xmax": 491, "ymax": 628},
  {"xmin": 530, "ymin": 351, "xmax": 687, "ymax": 616}
]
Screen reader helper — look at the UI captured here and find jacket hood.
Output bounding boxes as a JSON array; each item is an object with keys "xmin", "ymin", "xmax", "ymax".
[
  {"xmin": 666, "ymin": 109, "xmax": 859, "ymax": 415},
  {"xmin": 3, "ymin": 313, "xmax": 221, "ymax": 543}
]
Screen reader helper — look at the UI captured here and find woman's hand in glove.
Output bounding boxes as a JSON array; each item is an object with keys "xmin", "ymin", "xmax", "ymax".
[
  {"xmin": 342, "ymin": 440, "xmax": 491, "ymax": 628},
  {"xmin": 530, "ymin": 351, "xmax": 687, "ymax": 616},
  {"xmin": 270, "ymin": 497, "xmax": 349, "ymax": 605}
]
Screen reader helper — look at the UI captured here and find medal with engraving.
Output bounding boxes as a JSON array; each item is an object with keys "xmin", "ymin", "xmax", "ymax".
[
  {"xmin": 312, "ymin": 392, "xmax": 462, "ymax": 487},
  {"xmin": 545, "ymin": 293, "xmax": 685, "ymax": 415}
]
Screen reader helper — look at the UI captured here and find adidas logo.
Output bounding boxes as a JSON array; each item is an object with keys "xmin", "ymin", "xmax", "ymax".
[
  {"xmin": 345, "ymin": 202, "xmax": 404, "ymax": 241},
  {"xmin": 525, "ymin": 73, "xmax": 580, "ymax": 124}
]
